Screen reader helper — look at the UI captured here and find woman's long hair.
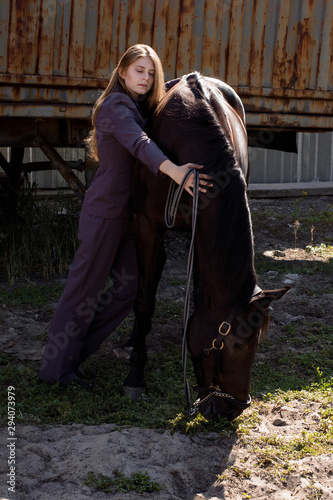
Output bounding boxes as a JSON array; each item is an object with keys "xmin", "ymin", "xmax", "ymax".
[{"xmin": 85, "ymin": 44, "xmax": 165, "ymax": 161}]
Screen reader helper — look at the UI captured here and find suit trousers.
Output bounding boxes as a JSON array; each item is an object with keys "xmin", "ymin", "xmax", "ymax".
[{"xmin": 39, "ymin": 210, "xmax": 138, "ymax": 383}]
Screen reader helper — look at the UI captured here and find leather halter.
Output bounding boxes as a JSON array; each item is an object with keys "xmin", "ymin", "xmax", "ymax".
[
  {"xmin": 188, "ymin": 285, "xmax": 261, "ymax": 416},
  {"xmin": 190, "ymin": 319, "xmax": 252, "ymax": 416}
]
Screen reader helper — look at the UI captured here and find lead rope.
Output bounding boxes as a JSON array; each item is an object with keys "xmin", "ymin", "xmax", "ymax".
[{"xmin": 165, "ymin": 169, "xmax": 199, "ymax": 415}]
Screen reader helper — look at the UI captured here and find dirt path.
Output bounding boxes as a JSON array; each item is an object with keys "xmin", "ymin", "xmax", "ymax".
[{"xmin": 1, "ymin": 195, "xmax": 333, "ymax": 500}]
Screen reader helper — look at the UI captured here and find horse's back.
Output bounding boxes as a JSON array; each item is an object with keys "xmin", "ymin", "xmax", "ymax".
[{"xmin": 204, "ymin": 76, "xmax": 248, "ymax": 181}]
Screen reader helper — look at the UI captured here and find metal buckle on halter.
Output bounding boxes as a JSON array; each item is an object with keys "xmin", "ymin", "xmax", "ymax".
[
  {"xmin": 204, "ymin": 339, "xmax": 224, "ymax": 356},
  {"xmin": 218, "ymin": 321, "xmax": 231, "ymax": 335}
]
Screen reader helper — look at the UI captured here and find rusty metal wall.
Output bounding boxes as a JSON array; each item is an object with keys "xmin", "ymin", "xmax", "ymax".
[{"xmin": 0, "ymin": 0, "xmax": 333, "ymax": 129}]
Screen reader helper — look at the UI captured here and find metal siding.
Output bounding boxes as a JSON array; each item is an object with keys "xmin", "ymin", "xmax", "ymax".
[
  {"xmin": 176, "ymin": 0, "xmax": 194, "ymax": 77},
  {"xmin": 248, "ymin": 0, "xmax": 267, "ymax": 89},
  {"xmin": 152, "ymin": 0, "xmax": 169, "ymax": 70},
  {"xmin": 117, "ymin": 0, "xmax": 130, "ymax": 57},
  {"xmin": 1, "ymin": 0, "xmax": 333, "ymax": 129},
  {"xmin": 53, "ymin": 0, "xmax": 72, "ymax": 76},
  {"xmin": 190, "ymin": 0, "xmax": 205, "ymax": 75},
  {"xmin": 164, "ymin": 0, "xmax": 179, "ymax": 78},
  {"xmin": 68, "ymin": 0, "xmax": 87, "ymax": 78},
  {"xmin": 238, "ymin": 0, "xmax": 253, "ymax": 87},
  {"xmin": 38, "ymin": 0, "xmax": 57, "ymax": 76},
  {"xmin": 0, "ymin": 0, "xmax": 10, "ymax": 72},
  {"xmin": 261, "ymin": 0, "xmax": 278, "ymax": 88},
  {"xmin": 140, "ymin": 0, "xmax": 154, "ymax": 46},
  {"xmin": 126, "ymin": 0, "xmax": 143, "ymax": 48},
  {"xmin": 93, "ymin": 0, "xmax": 114, "ymax": 77},
  {"xmin": 251, "ymin": 131, "xmax": 333, "ymax": 184},
  {"xmin": 7, "ymin": 0, "xmax": 25, "ymax": 75},
  {"xmin": 226, "ymin": 0, "xmax": 244, "ymax": 86},
  {"xmin": 317, "ymin": 0, "xmax": 333, "ymax": 91},
  {"xmin": 24, "ymin": 1, "xmax": 41, "ymax": 75},
  {"xmin": 218, "ymin": 0, "xmax": 231, "ymax": 82},
  {"xmin": 83, "ymin": 0, "xmax": 99, "ymax": 77},
  {"xmin": 201, "ymin": 0, "xmax": 217, "ymax": 76}
]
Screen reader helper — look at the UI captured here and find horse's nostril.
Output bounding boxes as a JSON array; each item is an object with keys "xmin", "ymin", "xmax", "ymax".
[{"xmin": 200, "ymin": 401, "xmax": 214, "ymax": 418}]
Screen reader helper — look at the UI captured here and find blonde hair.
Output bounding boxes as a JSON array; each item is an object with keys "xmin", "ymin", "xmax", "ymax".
[{"xmin": 85, "ymin": 44, "xmax": 165, "ymax": 161}]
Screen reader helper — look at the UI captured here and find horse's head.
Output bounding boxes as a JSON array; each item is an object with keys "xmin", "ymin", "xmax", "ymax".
[{"xmin": 188, "ymin": 287, "xmax": 290, "ymax": 421}]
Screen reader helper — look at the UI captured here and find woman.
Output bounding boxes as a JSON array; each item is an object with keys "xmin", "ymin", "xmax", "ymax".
[{"xmin": 39, "ymin": 44, "xmax": 210, "ymax": 386}]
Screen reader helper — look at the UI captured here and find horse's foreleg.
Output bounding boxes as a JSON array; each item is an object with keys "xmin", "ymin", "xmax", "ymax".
[{"xmin": 123, "ymin": 217, "xmax": 166, "ymax": 400}]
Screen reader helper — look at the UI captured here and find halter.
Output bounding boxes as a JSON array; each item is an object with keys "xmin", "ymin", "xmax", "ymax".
[
  {"xmin": 189, "ymin": 319, "xmax": 252, "ymax": 416},
  {"xmin": 165, "ymin": 169, "xmax": 259, "ymax": 416}
]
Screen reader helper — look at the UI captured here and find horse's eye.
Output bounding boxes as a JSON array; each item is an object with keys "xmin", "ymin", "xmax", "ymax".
[{"xmin": 234, "ymin": 342, "xmax": 244, "ymax": 350}]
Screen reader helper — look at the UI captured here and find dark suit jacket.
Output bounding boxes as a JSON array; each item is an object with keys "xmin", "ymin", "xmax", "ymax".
[{"xmin": 82, "ymin": 85, "xmax": 168, "ymax": 219}]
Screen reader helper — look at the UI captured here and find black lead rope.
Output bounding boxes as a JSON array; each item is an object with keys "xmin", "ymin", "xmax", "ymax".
[{"xmin": 165, "ymin": 169, "xmax": 199, "ymax": 414}]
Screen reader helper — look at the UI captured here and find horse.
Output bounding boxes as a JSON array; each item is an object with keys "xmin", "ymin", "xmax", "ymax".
[{"xmin": 123, "ymin": 72, "xmax": 290, "ymax": 421}]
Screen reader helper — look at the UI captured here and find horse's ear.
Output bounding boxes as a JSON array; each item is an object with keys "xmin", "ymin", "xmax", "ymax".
[{"xmin": 249, "ymin": 286, "xmax": 291, "ymax": 309}]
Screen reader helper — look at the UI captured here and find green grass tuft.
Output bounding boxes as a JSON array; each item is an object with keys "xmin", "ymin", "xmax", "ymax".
[{"xmin": 84, "ymin": 470, "xmax": 164, "ymax": 494}]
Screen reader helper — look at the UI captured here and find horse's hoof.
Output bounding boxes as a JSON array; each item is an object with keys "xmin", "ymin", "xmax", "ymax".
[{"xmin": 123, "ymin": 385, "xmax": 145, "ymax": 401}]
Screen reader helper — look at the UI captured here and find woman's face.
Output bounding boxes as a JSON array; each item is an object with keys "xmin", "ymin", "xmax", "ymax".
[{"xmin": 119, "ymin": 56, "xmax": 155, "ymax": 99}]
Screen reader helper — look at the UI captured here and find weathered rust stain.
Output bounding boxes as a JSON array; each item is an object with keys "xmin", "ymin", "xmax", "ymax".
[
  {"xmin": 7, "ymin": 0, "xmax": 25, "ymax": 73},
  {"xmin": 293, "ymin": 18, "xmax": 310, "ymax": 88},
  {"xmin": 248, "ymin": 0, "xmax": 258, "ymax": 86},
  {"xmin": 55, "ymin": 1, "xmax": 64, "ymax": 72},
  {"xmin": 66, "ymin": 0, "xmax": 75, "ymax": 76},
  {"xmin": 223, "ymin": 0, "xmax": 234, "ymax": 82},
  {"xmin": 33, "ymin": 0, "xmax": 43, "ymax": 75}
]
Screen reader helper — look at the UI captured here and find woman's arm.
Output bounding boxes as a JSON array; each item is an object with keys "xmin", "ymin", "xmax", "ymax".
[
  {"xmin": 159, "ymin": 160, "xmax": 212, "ymax": 196},
  {"xmin": 97, "ymin": 93, "xmax": 212, "ymax": 194}
]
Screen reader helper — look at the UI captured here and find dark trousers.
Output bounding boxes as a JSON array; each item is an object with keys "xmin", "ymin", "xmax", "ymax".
[{"xmin": 39, "ymin": 211, "xmax": 138, "ymax": 383}]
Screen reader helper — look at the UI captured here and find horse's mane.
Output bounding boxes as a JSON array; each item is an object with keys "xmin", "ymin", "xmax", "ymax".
[
  {"xmin": 154, "ymin": 73, "xmax": 257, "ymax": 307},
  {"xmin": 154, "ymin": 73, "xmax": 236, "ymax": 168}
]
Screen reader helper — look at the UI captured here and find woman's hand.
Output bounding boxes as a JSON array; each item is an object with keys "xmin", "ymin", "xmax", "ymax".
[{"xmin": 159, "ymin": 160, "xmax": 213, "ymax": 196}]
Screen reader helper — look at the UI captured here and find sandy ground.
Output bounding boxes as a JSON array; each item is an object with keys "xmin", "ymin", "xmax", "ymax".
[
  {"xmin": 1, "ymin": 195, "xmax": 333, "ymax": 500},
  {"xmin": 1, "ymin": 405, "xmax": 333, "ymax": 499}
]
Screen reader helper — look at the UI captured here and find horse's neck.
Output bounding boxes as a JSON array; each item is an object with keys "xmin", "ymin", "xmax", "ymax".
[
  {"xmin": 195, "ymin": 188, "xmax": 257, "ymax": 306},
  {"xmin": 196, "ymin": 255, "xmax": 256, "ymax": 306}
]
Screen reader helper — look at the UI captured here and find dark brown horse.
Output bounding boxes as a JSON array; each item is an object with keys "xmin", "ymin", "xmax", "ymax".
[{"xmin": 123, "ymin": 73, "xmax": 289, "ymax": 421}]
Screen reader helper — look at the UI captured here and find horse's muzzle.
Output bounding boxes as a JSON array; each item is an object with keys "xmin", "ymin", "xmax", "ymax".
[{"xmin": 199, "ymin": 397, "xmax": 244, "ymax": 422}]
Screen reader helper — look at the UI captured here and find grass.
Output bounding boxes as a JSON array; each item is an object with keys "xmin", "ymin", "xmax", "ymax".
[
  {"xmin": 0, "ymin": 313, "xmax": 331, "ymax": 438},
  {"xmin": 306, "ymin": 243, "xmax": 333, "ymax": 258},
  {"xmin": 292, "ymin": 199, "xmax": 333, "ymax": 225},
  {"xmin": 84, "ymin": 470, "xmax": 164, "ymax": 494},
  {"xmin": 255, "ymin": 252, "xmax": 333, "ymax": 275},
  {"xmin": 0, "ymin": 184, "xmax": 80, "ymax": 283},
  {"xmin": 0, "ymin": 282, "xmax": 65, "ymax": 307},
  {"xmin": 251, "ymin": 321, "xmax": 333, "ymax": 395}
]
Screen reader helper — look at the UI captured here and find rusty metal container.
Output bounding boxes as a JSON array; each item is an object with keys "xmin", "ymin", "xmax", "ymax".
[{"xmin": 0, "ymin": 0, "xmax": 332, "ymax": 133}]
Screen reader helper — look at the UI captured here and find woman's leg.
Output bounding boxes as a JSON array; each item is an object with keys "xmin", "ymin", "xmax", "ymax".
[
  {"xmin": 39, "ymin": 212, "xmax": 131, "ymax": 383},
  {"xmin": 79, "ymin": 221, "xmax": 138, "ymax": 363}
]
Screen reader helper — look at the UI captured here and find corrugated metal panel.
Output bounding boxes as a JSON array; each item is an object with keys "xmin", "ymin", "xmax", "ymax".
[
  {"xmin": 0, "ymin": 0, "xmax": 333, "ymax": 129},
  {"xmin": 249, "ymin": 131, "xmax": 333, "ymax": 183}
]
